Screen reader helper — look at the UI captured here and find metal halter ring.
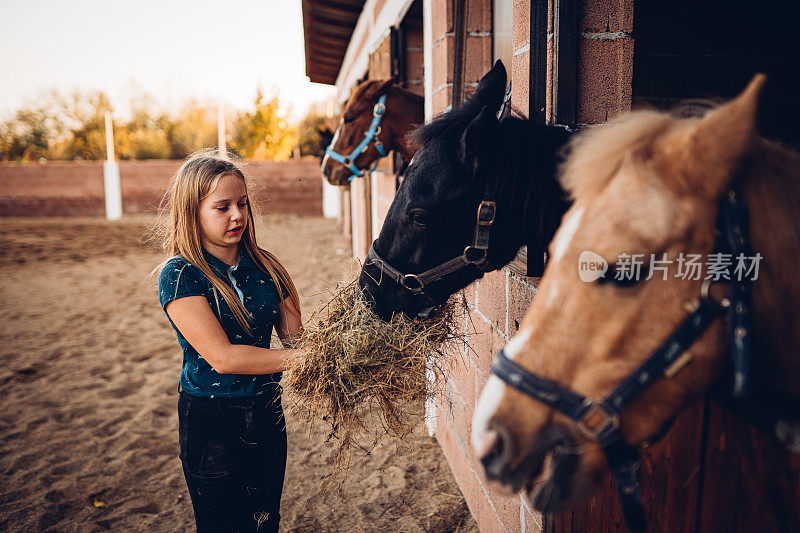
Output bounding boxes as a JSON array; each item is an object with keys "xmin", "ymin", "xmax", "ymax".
[
  {"xmin": 463, "ymin": 246, "xmax": 487, "ymax": 264},
  {"xmin": 400, "ymin": 273, "xmax": 425, "ymax": 293},
  {"xmin": 374, "ymin": 102, "xmax": 386, "ymax": 117}
]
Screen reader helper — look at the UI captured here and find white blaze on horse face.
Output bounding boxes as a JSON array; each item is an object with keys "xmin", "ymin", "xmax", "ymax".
[
  {"xmin": 472, "ymin": 376, "xmax": 505, "ymax": 458},
  {"xmin": 551, "ymin": 207, "xmax": 585, "ymax": 263},
  {"xmin": 504, "ymin": 327, "xmax": 532, "ymax": 361},
  {"xmin": 320, "ymin": 125, "xmax": 342, "ymax": 170},
  {"xmin": 471, "ymin": 328, "xmax": 534, "ymax": 458}
]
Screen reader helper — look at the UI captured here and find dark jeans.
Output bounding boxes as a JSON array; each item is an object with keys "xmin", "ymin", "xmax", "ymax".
[{"xmin": 178, "ymin": 389, "xmax": 287, "ymax": 533}]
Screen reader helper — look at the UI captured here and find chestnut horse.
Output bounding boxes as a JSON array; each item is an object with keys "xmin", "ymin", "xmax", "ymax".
[
  {"xmin": 321, "ymin": 79, "xmax": 424, "ymax": 186},
  {"xmin": 472, "ymin": 76, "xmax": 800, "ymax": 527}
]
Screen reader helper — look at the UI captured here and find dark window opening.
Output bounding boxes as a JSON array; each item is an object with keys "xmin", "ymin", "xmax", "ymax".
[{"xmin": 633, "ymin": 1, "xmax": 800, "ymax": 148}]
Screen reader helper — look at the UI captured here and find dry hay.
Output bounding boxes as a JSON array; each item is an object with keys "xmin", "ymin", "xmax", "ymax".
[{"xmin": 285, "ymin": 281, "xmax": 462, "ymax": 468}]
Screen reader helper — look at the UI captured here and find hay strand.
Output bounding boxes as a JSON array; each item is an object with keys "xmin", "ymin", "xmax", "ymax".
[{"xmin": 285, "ymin": 281, "xmax": 462, "ymax": 468}]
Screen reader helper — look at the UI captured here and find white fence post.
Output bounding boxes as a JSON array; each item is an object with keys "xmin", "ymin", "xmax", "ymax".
[
  {"xmin": 103, "ymin": 112, "xmax": 122, "ymax": 221},
  {"xmin": 321, "ymin": 178, "xmax": 339, "ymax": 219}
]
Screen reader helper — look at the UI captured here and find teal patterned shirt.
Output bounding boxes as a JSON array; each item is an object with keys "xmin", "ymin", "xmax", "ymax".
[{"xmin": 158, "ymin": 247, "xmax": 284, "ymax": 398}]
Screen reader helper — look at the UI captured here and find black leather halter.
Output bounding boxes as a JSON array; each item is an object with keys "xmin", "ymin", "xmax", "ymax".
[
  {"xmin": 364, "ymin": 182, "xmax": 500, "ymax": 316},
  {"xmin": 491, "ymin": 184, "xmax": 754, "ymax": 531}
]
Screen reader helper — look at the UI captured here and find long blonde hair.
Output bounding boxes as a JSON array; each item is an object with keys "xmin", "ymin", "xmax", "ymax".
[{"xmin": 156, "ymin": 149, "xmax": 300, "ymax": 333}]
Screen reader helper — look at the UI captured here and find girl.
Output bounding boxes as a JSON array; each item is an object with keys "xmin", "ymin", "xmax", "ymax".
[{"xmin": 157, "ymin": 150, "xmax": 302, "ymax": 533}]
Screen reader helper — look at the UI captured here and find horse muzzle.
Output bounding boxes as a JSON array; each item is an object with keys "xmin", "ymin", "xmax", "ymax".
[{"xmin": 479, "ymin": 421, "xmax": 583, "ymax": 512}]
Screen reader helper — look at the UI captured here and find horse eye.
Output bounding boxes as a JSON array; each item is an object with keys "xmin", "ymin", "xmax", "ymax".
[
  {"xmin": 343, "ymin": 115, "xmax": 356, "ymax": 124},
  {"xmin": 408, "ymin": 210, "xmax": 431, "ymax": 227},
  {"xmin": 596, "ymin": 265, "xmax": 643, "ymax": 288}
]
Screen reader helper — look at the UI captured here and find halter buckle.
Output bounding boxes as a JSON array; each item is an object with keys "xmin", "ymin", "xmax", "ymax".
[
  {"xmin": 576, "ymin": 400, "xmax": 619, "ymax": 441},
  {"xmin": 477, "ymin": 201, "xmax": 496, "ymax": 225},
  {"xmin": 400, "ymin": 273, "xmax": 425, "ymax": 293},
  {"xmin": 373, "ymin": 102, "xmax": 386, "ymax": 117}
]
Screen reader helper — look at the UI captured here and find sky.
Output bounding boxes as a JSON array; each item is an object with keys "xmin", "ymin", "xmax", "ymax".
[{"xmin": 0, "ymin": 0, "xmax": 336, "ymax": 122}]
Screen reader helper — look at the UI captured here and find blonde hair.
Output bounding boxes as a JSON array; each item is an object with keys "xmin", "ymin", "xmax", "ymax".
[{"xmin": 155, "ymin": 149, "xmax": 300, "ymax": 333}]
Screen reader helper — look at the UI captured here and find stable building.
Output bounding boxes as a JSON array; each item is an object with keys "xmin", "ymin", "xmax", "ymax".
[{"xmin": 302, "ymin": 1, "xmax": 800, "ymax": 531}]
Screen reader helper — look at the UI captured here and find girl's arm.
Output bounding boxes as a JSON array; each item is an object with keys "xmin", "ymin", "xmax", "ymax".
[
  {"xmin": 166, "ymin": 296, "xmax": 300, "ymax": 375},
  {"xmin": 276, "ymin": 296, "xmax": 303, "ymax": 348}
]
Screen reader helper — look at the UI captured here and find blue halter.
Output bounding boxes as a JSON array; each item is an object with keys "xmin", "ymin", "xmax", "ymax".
[{"xmin": 324, "ymin": 94, "xmax": 388, "ymax": 181}]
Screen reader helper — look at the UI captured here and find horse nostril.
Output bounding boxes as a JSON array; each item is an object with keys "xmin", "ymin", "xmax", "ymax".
[
  {"xmin": 479, "ymin": 430, "xmax": 505, "ymax": 476},
  {"xmin": 322, "ymin": 164, "xmax": 330, "ymax": 178}
]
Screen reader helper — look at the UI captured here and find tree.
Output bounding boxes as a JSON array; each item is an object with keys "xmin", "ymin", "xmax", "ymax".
[
  {"xmin": 0, "ymin": 91, "xmax": 67, "ymax": 161},
  {"xmin": 297, "ymin": 103, "xmax": 329, "ymax": 157},
  {"xmin": 230, "ymin": 88, "xmax": 297, "ymax": 161},
  {"xmin": 163, "ymin": 100, "xmax": 218, "ymax": 159},
  {"xmin": 51, "ymin": 90, "xmax": 114, "ymax": 160}
]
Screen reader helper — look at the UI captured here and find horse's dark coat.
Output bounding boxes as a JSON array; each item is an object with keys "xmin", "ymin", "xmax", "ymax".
[{"xmin": 359, "ymin": 61, "xmax": 572, "ymax": 319}]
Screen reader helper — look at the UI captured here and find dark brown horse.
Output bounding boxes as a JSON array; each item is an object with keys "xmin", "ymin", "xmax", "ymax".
[{"xmin": 321, "ymin": 79, "xmax": 424, "ymax": 186}]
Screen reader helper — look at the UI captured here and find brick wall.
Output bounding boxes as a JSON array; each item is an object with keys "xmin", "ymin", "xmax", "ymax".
[
  {"xmin": 0, "ymin": 158, "xmax": 323, "ymax": 217},
  {"xmin": 426, "ymin": 1, "xmax": 547, "ymax": 532}
]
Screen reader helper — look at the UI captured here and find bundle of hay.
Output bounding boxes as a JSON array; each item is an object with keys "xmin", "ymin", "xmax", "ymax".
[{"xmin": 285, "ymin": 281, "xmax": 461, "ymax": 467}]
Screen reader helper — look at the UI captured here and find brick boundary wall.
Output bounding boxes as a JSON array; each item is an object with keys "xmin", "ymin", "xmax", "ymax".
[{"xmin": 0, "ymin": 158, "xmax": 323, "ymax": 217}]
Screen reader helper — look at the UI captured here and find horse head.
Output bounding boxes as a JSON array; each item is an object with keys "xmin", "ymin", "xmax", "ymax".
[
  {"xmin": 359, "ymin": 61, "xmax": 571, "ymax": 320},
  {"xmin": 321, "ymin": 79, "xmax": 423, "ymax": 186},
  {"xmin": 471, "ymin": 76, "xmax": 775, "ymax": 517},
  {"xmin": 317, "ymin": 127, "xmax": 334, "ymax": 160}
]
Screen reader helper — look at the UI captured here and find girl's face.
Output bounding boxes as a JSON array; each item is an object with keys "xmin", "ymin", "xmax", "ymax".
[{"xmin": 198, "ymin": 173, "xmax": 249, "ymax": 252}]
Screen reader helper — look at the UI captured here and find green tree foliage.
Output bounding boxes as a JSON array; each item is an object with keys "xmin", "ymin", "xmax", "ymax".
[
  {"xmin": 297, "ymin": 103, "xmax": 328, "ymax": 157},
  {"xmin": 230, "ymin": 88, "xmax": 297, "ymax": 161},
  {"xmin": 0, "ymin": 87, "xmax": 301, "ymax": 162}
]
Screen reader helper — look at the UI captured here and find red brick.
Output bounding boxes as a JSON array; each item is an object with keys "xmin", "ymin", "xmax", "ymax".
[
  {"xmin": 576, "ymin": 36, "xmax": 634, "ymax": 124},
  {"xmin": 436, "ymin": 410, "xmax": 521, "ymax": 533},
  {"xmin": 431, "ymin": 0, "xmax": 492, "ymax": 37},
  {"xmin": 467, "ymin": 310, "xmax": 507, "ymax": 376},
  {"xmin": 442, "ymin": 378, "xmax": 474, "ymax": 448},
  {"xmin": 432, "ymin": 87, "xmax": 452, "ymax": 115},
  {"xmin": 521, "ymin": 499, "xmax": 545, "ymax": 531},
  {"xmin": 511, "ymin": 50, "xmax": 530, "ymax": 119},
  {"xmin": 508, "ymin": 275, "xmax": 536, "ymax": 336},
  {"xmin": 432, "ymin": 36, "xmax": 452, "ymax": 90},
  {"xmin": 465, "ymin": 279, "xmax": 478, "ymax": 311},
  {"xmin": 0, "ymin": 159, "xmax": 322, "ymax": 217},
  {"xmin": 578, "ymin": 0, "xmax": 633, "ymax": 33},
  {"xmin": 512, "ymin": 0, "xmax": 531, "ymax": 51},
  {"xmin": 466, "ymin": 0, "xmax": 492, "ymax": 33},
  {"xmin": 446, "ymin": 354, "xmax": 476, "ymax": 412},
  {"xmin": 475, "ymin": 269, "xmax": 506, "ymax": 332},
  {"xmin": 432, "ymin": 31, "xmax": 493, "ymax": 91}
]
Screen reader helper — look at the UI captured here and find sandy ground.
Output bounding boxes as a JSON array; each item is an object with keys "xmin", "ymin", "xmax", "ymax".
[{"xmin": 0, "ymin": 215, "xmax": 477, "ymax": 532}]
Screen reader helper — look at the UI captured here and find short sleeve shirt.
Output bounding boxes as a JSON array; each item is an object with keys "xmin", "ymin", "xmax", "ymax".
[{"xmin": 158, "ymin": 248, "xmax": 285, "ymax": 398}]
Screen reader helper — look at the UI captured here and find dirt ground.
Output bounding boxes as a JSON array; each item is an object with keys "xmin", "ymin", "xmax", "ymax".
[{"xmin": 0, "ymin": 215, "xmax": 477, "ymax": 532}]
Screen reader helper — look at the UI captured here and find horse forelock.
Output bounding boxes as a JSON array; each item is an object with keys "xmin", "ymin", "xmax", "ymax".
[
  {"xmin": 559, "ymin": 111, "xmax": 681, "ymax": 202},
  {"xmin": 411, "ymin": 99, "xmax": 485, "ymax": 146}
]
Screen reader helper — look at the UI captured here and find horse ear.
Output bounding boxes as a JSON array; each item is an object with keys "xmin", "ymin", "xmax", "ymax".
[
  {"xmin": 364, "ymin": 79, "xmax": 394, "ymax": 100},
  {"xmin": 460, "ymin": 105, "xmax": 499, "ymax": 168},
  {"xmin": 471, "ymin": 60, "xmax": 508, "ymax": 115},
  {"xmin": 684, "ymin": 74, "xmax": 766, "ymax": 195}
]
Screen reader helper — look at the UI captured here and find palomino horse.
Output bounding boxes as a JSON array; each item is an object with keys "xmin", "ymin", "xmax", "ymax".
[
  {"xmin": 321, "ymin": 79, "xmax": 424, "ymax": 186},
  {"xmin": 472, "ymin": 76, "xmax": 800, "ymax": 528},
  {"xmin": 359, "ymin": 61, "xmax": 571, "ymax": 319}
]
